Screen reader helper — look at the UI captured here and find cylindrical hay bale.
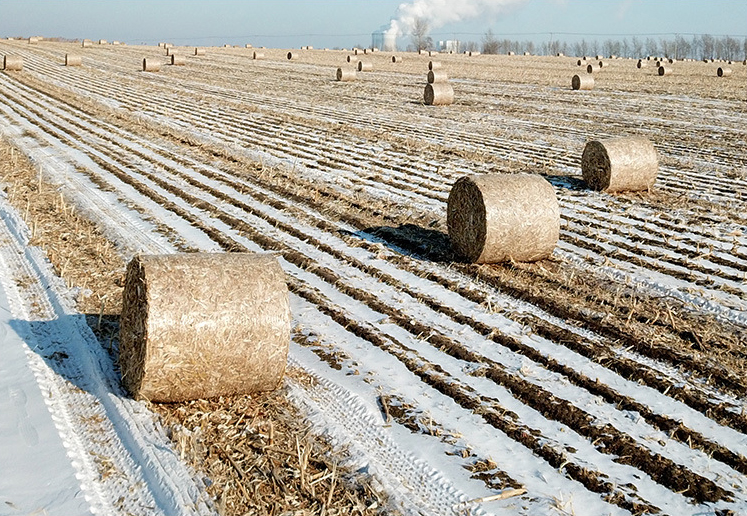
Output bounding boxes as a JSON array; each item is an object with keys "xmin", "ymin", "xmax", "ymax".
[
  {"xmin": 424, "ymin": 82, "xmax": 454, "ymax": 106},
  {"xmin": 28, "ymin": 37, "xmax": 39, "ymax": 44},
  {"xmin": 245, "ymin": 44, "xmax": 253, "ymax": 49},
  {"xmin": 636, "ymin": 59, "xmax": 647, "ymax": 68},
  {"xmin": 336, "ymin": 67, "xmax": 355, "ymax": 81},
  {"xmin": 427, "ymin": 69, "xmax": 448, "ymax": 83},
  {"xmin": 171, "ymin": 54, "xmax": 186, "ymax": 66},
  {"xmin": 346, "ymin": 55, "xmax": 357, "ymax": 62},
  {"xmin": 99, "ymin": 39, "xmax": 107, "ymax": 45},
  {"xmin": 571, "ymin": 74, "xmax": 593, "ymax": 90},
  {"xmin": 65, "ymin": 54, "xmax": 82, "ymax": 67},
  {"xmin": 119, "ymin": 253, "xmax": 290, "ymax": 402},
  {"xmin": 3, "ymin": 55, "xmax": 23, "ymax": 71},
  {"xmin": 287, "ymin": 51, "xmax": 295, "ymax": 60},
  {"xmin": 252, "ymin": 51, "xmax": 264, "ymax": 60},
  {"xmin": 392, "ymin": 55, "xmax": 402, "ymax": 63},
  {"xmin": 581, "ymin": 137, "xmax": 658, "ymax": 192},
  {"xmin": 357, "ymin": 60, "xmax": 373, "ymax": 71},
  {"xmin": 658, "ymin": 65, "xmax": 672, "ymax": 76},
  {"xmin": 577, "ymin": 59, "xmax": 584, "ymax": 66},
  {"xmin": 586, "ymin": 64, "xmax": 594, "ymax": 74},
  {"xmin": 82, "ymin": 39, "xmax": 92, "ymax": 48},
  {"xmin": 142, "ymin": 58, "xmax": 161, "ymax": 72},
  {"xmin": 447, "ymin": 174, "xmax": 560, "ymax": 263},
  {"xmin": 194, "ymin": 47, "xmax": 206, "ymax": 56},
  {"xmin": 598, "ymin": 60, "xmax": 607, "ymax": 68},
  {"xmin": 717, "ymin": 67, "xmax": 732, "ymax": 77},
  {"xmin": 166, "ymin": 47, "xmax": 174, "ymax": 55},
  {"xmin": 428, "ymin": 60, "xmax": 442, "ymax": 70}
]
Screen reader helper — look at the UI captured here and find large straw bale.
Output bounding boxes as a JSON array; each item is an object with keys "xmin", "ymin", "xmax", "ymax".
[
  {"xmin": 346, "ymin": 55, "xmax": 357, "ymax": 63},
  {"xmin": 171, "ymin": 54, "xmax": 186, "ymax": 66},
  {"xmin": 581, "ymin": 137, "xmax": 658, "ymax": 192},
  {"xmin": 119, "ymin": 253, "xmax": 290, "ymax": 402},
  {"xmin": 287, "ymin": 51, "xmax": 295, "ymax": 60},
  {"xmin": 427, "ymin": 69, "xmax": 448, "ymax": 83},
  {"xmin": 253, "ymin": 51, "xmax": 265, "ymax": 60},
  {"xmin": 65, "ymin": 54, "xmax": 82, "ymax": 66},
  {"xmin": 428, "ymin": 60, "xmax": 442, "ymax": 70},
  {"xmin": 28, "ymin": 37, "xmax": 39, "ymax": 44},
  {"xmin": 357, "ymin": 60, "xmax": 373, "ymax": 71},
  {"xmin": 82, "ymin": 39, "xmax": 93, "ymax": 48},
  {"xmin": 586, "ymin": 64, "xmax": 594, "ymax": 74},
  {"xmin": 391, "ymin": 55, "xmax": 402, "ymax": 63},
  {"xmin": 142, "ymin": 58, "xmax": 161, "ymax": 72},
  {"xmin": 194, "ymin": 47, "xmax": 206, "ymax": 56},
  {"xmin": 424, "ymin": 82, "xmax": 454, "ymax": 105},
  {"xmin": 99, "ymin": 39, "xmax": 107, "ymax": 45},
  {"xmin": 336, "ymin": 67, "xmax": 356, "ymax": 81},
  {"xmin": 447, "ymin": 174, "xmax": 559, "ymax": 263},
  {"xmin": 571, "ymin": 74, "xmax": 593, "ymax": 90},
  {"xmin": 717, "ymin": 67, "xmax": 732, "ymax": 77},
  {"xmin": 636, "ymin": 59, "xmax": 647, "ymax": 68},
  {"xmin": 3, "ymin": 55, "xmax": 23, "ymax": 71},
  {"xmin": 658, "ymin": 65, "xmax": 672, "ymax": 75}
]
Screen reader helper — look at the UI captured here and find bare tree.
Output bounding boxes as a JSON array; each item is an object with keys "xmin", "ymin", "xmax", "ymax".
[
  {"xmin": 410, "ymin": 17, "xmax": 432, "ymax": 52},
  {"xmin": 482, "ymin": 29, "xmax": 499, "ymax": 54},
  {"xmin": 631, "ymin": 37, "xmax": 643, "ymax": 57}
]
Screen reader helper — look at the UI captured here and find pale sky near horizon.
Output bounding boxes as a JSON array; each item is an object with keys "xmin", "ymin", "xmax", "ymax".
[{"xmin": 1, "ymin": 0, "xmax": 745, "ymax": 50}]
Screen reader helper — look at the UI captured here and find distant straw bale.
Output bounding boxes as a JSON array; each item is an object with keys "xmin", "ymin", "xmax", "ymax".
[
  {"xmin": 572, "ymin": 74, "xmax": 593, "ymax": 90},
  {"xmin": 717, "ymin": 67, "xmax": 732, "ymax": 77},
  {"xmin": 447, "ymin": 174, "xmax": 560, "ymax": 263},
  {"xmin": 391, "ymin": 55, "xmax": 402, "ymax": 63},
  {"xmin": 427, "ymin": 69, "xmax": 448, "ymax": 83},
  {"xmin": 357, "ymin": 60, "xmax": 373, "ymax": 71},
  {"xmin": 3, "ymin": 55, "xmax": 23, "ymax": 71},
  {"xmin": 171, "ymin": 54, "xmax": 186, "ymax": 66},
  {"xmin": 336, "ymin": 67, "xmax": 355, "ymax": 81},
  {"xmin": 119, "ymin": 253, "xmax": 291, "ymax": 403},
  {"xmin": 194, "ymin": 47, "xmax": 206, "ymax": 56},
  {"xmin": 65, "ymin": 54, "xmax": 82, "ymax": 67},
  {"xmin": 658, "ymin": 65, "xmax": 672, "ymax": 75},
  {"xmin": 253, "ymin": 51, "xmax": 264, "ymax": 60},
  {"xmin": 142, "ymin": 58, "xmax": 161, "ymax": 72},
  {"xmin": 581, "ymin": 137, "xmax": 658, "ymax": 192}
]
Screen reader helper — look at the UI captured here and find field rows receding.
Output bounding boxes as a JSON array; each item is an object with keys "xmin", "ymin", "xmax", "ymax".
[{"xmin": 2, "ymin": 41, "xmax": 747, "ymax": 515}]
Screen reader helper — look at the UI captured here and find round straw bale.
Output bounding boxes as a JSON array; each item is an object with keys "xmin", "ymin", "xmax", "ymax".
[
  {"xmin": 598, "ymin": 60, "xmax": 607, "ymax": 68},
  {"xmin": 428, "ymin": 60, "xmax": 442, "ymax": 70},
  {"xmin": 357, "ymin": 60, "xmax": 373, "ymax": 71},
  {"xmin": 586, "ymin": 64, "xmax": 594, "ymax": 74},
  {"xmin": 392, "ymin": 55, "xmax": 402, "ymax": 63},
  {"xmin": 142, "ymin": 58, "xmax": 161, "ymax": 72},
  {"xmin": 28, "ymin": 37, "xmax": 39, "ymax": 44},
  {"xmin": 427, "ymin": 69, "xmax": 448, "ymax": 83},
  {"xmin": 99, "ymin": 39, "xmax": 107, "ymax": 45},
  {"xmin": 658, "ymin": 65, "xmax": 672, "ymax": 76},
  {"xmin": 447, "ymin": 174, "xmax": 559, "ymax": 264},
  {"xmin": 581, "ymin": 137, "xmax": 658, "ymax": 192},
  {"xmin": 346, "ymin": 55, "xmax": 357, "ymax": 62},
  {"xmin": 166, "ymin": 47, "xmax": 174, "ymax": 55},
  {"xmin": 636, "ymin": 59, "xmax": 647, "ymax": 68},
  {"xmin": 171, "ymin": 54, "xmax": 186, "ymax": 66},
  {"xmin": 424, "ymin": 82, "xmax": 454, "ymax": 106},
  {"xmin": 119, "ymin": 253, "xmax": 290, "ymax": 402},
  {"xmin": 717, "ymin": 67, "xmax": 732, "ymax": 77},
  {"xmin": 3, "ymin": 55, "xmax": 23, "ymax": 71},
  {"xmin": 287, "ymin": 51, "xmax": 295, "ymax": 60},
  {"xmin": 65, "ymin": 54, "xmax": 82, "ymax": 66},
  {"xmin": 571, "ymin": 74, "xmax": 593, "ymax": 90},
  {"xmin": 194, "ymin": 47, "xmax": 205, "ymax": 56},
  {"xmin": 82, "ymin": 39, "xmax": 92, "ymax": 48},
  {"xmin": 336, "ymin": 67, "xmax": 355, "ymax": 81},
  {"xmin": 253, "ymin": 51, "xmax": 264, "ymax": 60},
  {"xmin": 245, "ymin": 44, "xmax": 253, "ymax": 48},
  {"xmin": 577, "ymin": 59, "xmax": 584, "ymax": 66}
]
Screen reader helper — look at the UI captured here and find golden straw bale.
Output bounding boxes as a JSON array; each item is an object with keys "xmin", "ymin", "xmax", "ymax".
[
  {"xmin": 28, "ymin": 37, "xmax": 39, "ymax": 44},
  {"xmin": 424, "ymin": 82, "xmax": 454, "ymax": 106},
  {"xmin": 636, "ymin": 59, "xmax": 647, "ymax": 68},
  {"xmin": 194, "ymin": 47, "xmax": 206, "ymax": 56},
  {"xmin": 3, "ymin": 55, "xmax": 23, "ymax": 71},
  {"xmin": 119, "ymin": 253, "xmax": 291, "ymax": 403},
  {"xmin": 336, "ymin": 67, "xmax": 356, "ymax": 81},
  {"xmin": 287, "ymin": 51, "xmax": 295, "ymax": 60},
  {"xmin": 82, "ymin": 39, "xmax": 92, "ymax": 48},
  {"xmin": 586, "ymin": 64, "xmax": 594, "ymax": 74},
  {"xmin": 346, "ymin": 55, "xmax": 357, "ymax": 62},
  {"xmin": 357, "ymin": 60, "xmax": 373, "ymax": 71},
  {"xmin": 581, "ymin": 137, "xmax": 658, "ymax": 192},
  {"xmin": 99, "ymin": 39, "xmax": 107, "ymax": 45},
  {"xmin": 65, "ymin": 54, "xmax": 82, "ymax": 66},
  {"xmin": 572, "ymin": 74, "xmax": 593, "ymax": 90},
  {"xmin": 428, "ymin": 60, "xmax": 442, "ymax": 70},
  {"xmin": 717, "ymin": 67, "xmax": 732, "ymax": 77},
  {"xmin": 658, "ymin": 65, "xmax": 672, "ymax": 75},
  {"xmin": 447, "ymin": 174, "xmax": 560, "ymax": 263},
  {"xmin": 427, "ymin": 69, "xmax": 448, "ymax": 83},
  {"xmin": 253, "ymin": 51, "xmax": 264, "ymax": 59},
  {"xmin": 171, "ymin": 54, "xmax": 186, "ymax": 66},
  {"xmin": 391, "ymin": 55, "xmax": 402, "ymax": 63},
  {"xmin": 142, "ymin": 58, "xmax": 161, "ymax": 72}
]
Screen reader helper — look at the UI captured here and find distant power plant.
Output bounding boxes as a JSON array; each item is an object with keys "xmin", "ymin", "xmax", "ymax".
[{"xmin": 372, "ymin": 24, "xmax": 397, "ymax": 51}]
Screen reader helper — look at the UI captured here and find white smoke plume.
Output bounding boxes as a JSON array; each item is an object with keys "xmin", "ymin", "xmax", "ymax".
[{"xmin": 385, "ymin": 0, "xmax": 525, "ymax": 42}]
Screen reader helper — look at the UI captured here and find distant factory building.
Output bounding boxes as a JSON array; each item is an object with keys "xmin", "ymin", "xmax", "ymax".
[{"xmin": 372, "ymin": 24, "xmax": 397, "ymax": 52}]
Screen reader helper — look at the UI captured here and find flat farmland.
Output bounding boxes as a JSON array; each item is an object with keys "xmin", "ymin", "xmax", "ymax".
[{"xmin": 1, "ymin": 39, "xmax": 746, "ymax": 516}]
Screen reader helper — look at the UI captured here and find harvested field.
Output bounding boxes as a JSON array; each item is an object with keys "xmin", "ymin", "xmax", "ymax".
[{"xmin": 1, "ymin": 40, "xmax": 746, "ymax": 516}]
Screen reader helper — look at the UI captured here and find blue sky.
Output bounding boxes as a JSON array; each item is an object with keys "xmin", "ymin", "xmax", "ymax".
[{"xmin": 1, "ymin": 0, "xmax": 745, "ymax": 49}]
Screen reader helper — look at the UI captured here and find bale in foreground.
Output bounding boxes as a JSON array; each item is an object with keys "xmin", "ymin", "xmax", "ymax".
[
  {"xmin": 447, "ymin": 174, "xmax": 560, "ymax": 263},
  {"xmin": 119, "ymin": 253, "xmax": 291, "ymax": 402},
  {"xmin": 424, "ymin": 82, "xmax": 454, "ymax": 105},
  {"xmin": 581, "ymin": 137, "xmax": 658, "ymax": 192},
  {"xmin": 336, "ymin": 67, "xmax": 355, "ymax": 81},
  {"xmin": 65, "ymin": 54, "xmax": 82, "ymax": 66},
  {"xmin": 3, "ymin": 55, "xmax": 23, "ymax": 71},
  {"xmin": 142, "ymin": 58, "xmax": 161, "ymax": 72},
  {"xmin": 572, "ymin": 74, "xmax": 593, "ymax": 90}
]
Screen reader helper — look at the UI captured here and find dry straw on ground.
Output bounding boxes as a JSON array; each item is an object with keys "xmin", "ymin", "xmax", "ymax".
[
  {"xmin": 447, "ymin": 173, "xmax": 560, "ymax": 263},
  {"xmin": 424, "ymin": 82, "xmax": 454, "ymax": 105},
  {"xmin": 119, "ymin": 253, "xmax": 291, "ymax": 403},
  {"xmin": 427, "ymin": 69, "xmax": 448, "ymax": 83},
  {"xmin": 581, "ymin": 137, "xmax": 658, "ymax": 192},
  {"xmin": 65, "ymin": 54, "xmax": 82, "ymax": 66},
  {"xmin": 357, "ymin": 60, "xmax": 373, "ymax": 72},
  {"xmin": 3, "ymin": 55, "xmax": 23, "ymax": 71},
  {"xmin": 142, "ymin": 58, "xmax": 161, "ymax": 72},
  {"xmin": 336, "ymin": 67, "xmax": 355, "ymax": 82},
  {"xmin": 572, "ymin": 74, "xmax": 593, "ymax": 90}
]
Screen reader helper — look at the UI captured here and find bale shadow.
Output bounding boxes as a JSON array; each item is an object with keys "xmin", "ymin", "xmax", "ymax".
[
  {"xmin": 341, "ymin": 223, "xmax": 460, "ymax": 264},
  {"xmin": 541, "ymin": 174, "xmax": 588, "ymax": 191}
]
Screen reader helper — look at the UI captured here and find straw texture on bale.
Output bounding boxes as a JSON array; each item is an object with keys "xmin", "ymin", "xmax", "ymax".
[
  {"xmin": 99, "ymin": 39, "xmax": 107, "ymax": 45},
  {"xmin": 194, "ymin": 47, "xmax": 205, "ymax": 56},
  {"xmin": 447, "ymin": 174, "xmax": 560, "ymax": 264},
  {"xmin": 82, "ymin": 40, "xmax": 92, "ymax": 48},
  {"xmin": 598, "ymin": 60, "xmax": 607, "ymax": 68},
  {"xmin": 253, "ymin": 51, "xmax": 264, "ymax": 60},
  {"xmin": 357, "ymin": 60, "xmax": 372, "ymax": 72},
  {"xmin": 424, "ymin": 82, "xmax": 454, "ymax": 106},
  {"xmin": 65, "ymin": 54, "xmax": 82, "ymax": 67},
  {"xmin": 636, "ymin": 59, "xmax": 647, "ymax": 68},
  {"xmin": 571, "ymin": 74, "xmax": 593, "ymax": 90},
  {"xmin": 717, "ymin": 67, "xmax": 732, "ymax": 77},
  {"xmin": 142, "ymin": 58, "xmax": 161, "ymax": 72},
  {"xmin": 3, "ymin": 55, "xmax": 23, "ymax": 71},
  {"xmin": 577, "ymin": 59, "xmax": 584, "ymax": 66},
  {"xmin": 171, "ymin": 54, "xmax": 186, "ymax": 66},
  {"xmin": 428, "ymin": 60, "xmax": 442, "ymax": 70},
  {"xmin": 391, "ymin": 55, "xmax": 402, "ymax": 63},
  {"xmin": 336, "ymin": 67, "xmax": 355, "ymax": 81},
  {"xmin": 287, "ymin": 52, "xmax": 295, "ymax": 60},
  {"xmin": 119, "ymin": 253, "xmax": 291, "ymax": 403},
  {"xmin": 586, "ymin": 64, "xmax": 594, "ymax": 74},
  {"xmin": 427, "ymin": 69, "xmax": 448, "ymax": 83},
  {"xmin": 346, "ymin": 55, "xmax": 357, "ymax": 62},
  {"xmin": 658, "ymin": 65, "xmax": 672, "ymax": 76},
  {"xmin": 581, "ymin": 137, "xmax": 658, "ymax": 192}
]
